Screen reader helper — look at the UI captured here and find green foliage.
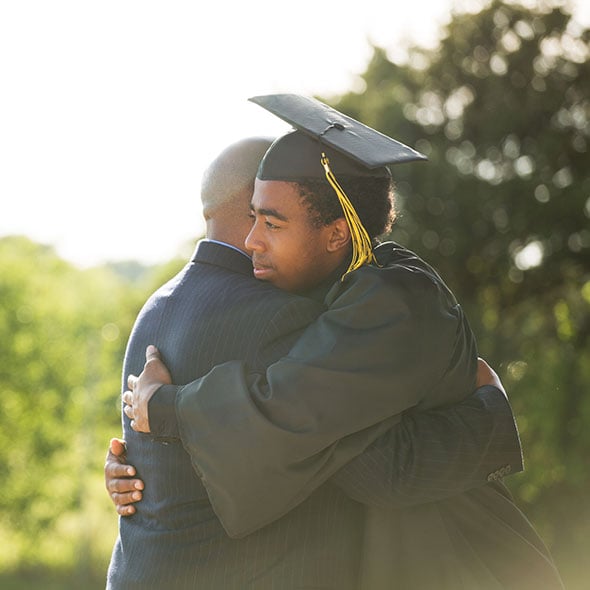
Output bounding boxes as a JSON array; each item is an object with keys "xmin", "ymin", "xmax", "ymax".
[
  {"xmin": 1, "ymin": 2, "xmax": 588, "ymax": 587},
  {"xmin": 0, "ymin": 235, "xmax": 168, "ymax": 579},
  {"xmin": 330, "ymin": 1, "xmax": 589, "ymax": 586}
]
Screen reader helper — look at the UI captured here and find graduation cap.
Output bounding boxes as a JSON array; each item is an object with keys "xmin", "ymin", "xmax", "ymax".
[
  {"xmin": 249, "ymin": 93, "xmax": 427, "ymax": 179},
  {"xmin": 248, "ymin": 93, "xmax": 427, "ymax": 276}
]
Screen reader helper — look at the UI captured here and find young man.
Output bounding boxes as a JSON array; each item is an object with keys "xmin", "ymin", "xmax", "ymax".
[{"xmin": 119, "ymin": 95, "xmax": 563, "ymax": 589}]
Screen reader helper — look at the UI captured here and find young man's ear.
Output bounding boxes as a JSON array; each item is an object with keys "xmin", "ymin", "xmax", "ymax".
[{"xmin": 326, "ymin": 218, "xmax": 351, "ymax": 253}]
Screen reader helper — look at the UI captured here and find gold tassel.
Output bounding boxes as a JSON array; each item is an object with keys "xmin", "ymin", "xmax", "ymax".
[{"xmin": 321, "ymin": 153, "xmax": 377, "ymax": 279}]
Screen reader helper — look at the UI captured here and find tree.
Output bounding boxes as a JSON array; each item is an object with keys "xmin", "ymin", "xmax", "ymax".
[
  {"xmin": 328, "ymin": 1, "xmax": 589, "ymax": 586},
  {"xmin": 0, "ymin": 236, "xmax": 145, "ymax": 578}
]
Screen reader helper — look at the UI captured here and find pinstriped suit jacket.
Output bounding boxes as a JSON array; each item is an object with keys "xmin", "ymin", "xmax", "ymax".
[{"xmin": 107, "ymin": 240, "xmax": 365, "ymax": 589}]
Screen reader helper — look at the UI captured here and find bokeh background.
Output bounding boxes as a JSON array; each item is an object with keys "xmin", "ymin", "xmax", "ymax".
[{"xmin": 1, "ymin": 0, "xmax": 589, "ymax": 588}]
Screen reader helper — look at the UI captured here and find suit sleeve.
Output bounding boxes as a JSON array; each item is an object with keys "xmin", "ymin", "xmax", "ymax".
[
  {"xmin": 329, "ymin": 385, "xmax": 523, "ymax": 509},
  {"xmin": 175, "ymin": 265, "xmax": 501, "ymax": 537}
]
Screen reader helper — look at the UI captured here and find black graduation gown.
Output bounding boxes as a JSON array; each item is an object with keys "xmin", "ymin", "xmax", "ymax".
[{"xmin": 174, "ymin": 242, "xmax": 563, "ymax": 588}]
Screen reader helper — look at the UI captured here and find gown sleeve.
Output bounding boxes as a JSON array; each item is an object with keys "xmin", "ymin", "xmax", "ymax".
[{"xmin": 175, "ymin": 253, "xmax": 482, "ymax": 537}]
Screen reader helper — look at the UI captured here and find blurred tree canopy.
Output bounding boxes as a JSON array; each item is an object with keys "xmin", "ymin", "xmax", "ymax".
[
  {"xmin": 328, "ymin": 0, "xmax": 589, "ymax": 585},
  {"xmin": 0, "ymin": 235, "xmax": 185, "ymax": 586},
  {"xmin": 0, "ymin": 1, "xmax": 588, "ymax": 589}
]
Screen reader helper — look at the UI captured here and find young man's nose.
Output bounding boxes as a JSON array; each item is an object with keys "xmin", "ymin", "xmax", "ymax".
[{"xmin": 245, "ymin": 224, "xmax": 264, "ymax": 252}]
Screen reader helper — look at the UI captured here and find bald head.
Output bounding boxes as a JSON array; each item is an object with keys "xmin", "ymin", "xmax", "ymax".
[
  {"xmin": 201, "ymin": 137, "xmax": 274, "ymax": 216},
  {"xmin": 200, "ymin": 136, "xmax": 273, "ymax": 250}
]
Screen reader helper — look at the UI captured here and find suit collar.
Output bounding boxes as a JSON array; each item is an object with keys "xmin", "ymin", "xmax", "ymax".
[{"xmin": 191, "ymin": 240, "xmax": 254, "ymax": 277}]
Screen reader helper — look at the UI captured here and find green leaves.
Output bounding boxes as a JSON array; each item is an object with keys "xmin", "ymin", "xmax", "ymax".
[
  {"xmin": 330, "ymin": 2, "xmax": 589, "ymax": 586},
  {"xmin": 0, "ymin": 235, "xmax": 174, "ymax": 573}
]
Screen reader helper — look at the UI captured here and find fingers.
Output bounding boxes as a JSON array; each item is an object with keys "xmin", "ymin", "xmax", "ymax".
[
  {"xmin": 479, "ymin": 358, "xmax": 499, "ymax": 381},
  {"xmin": 117, "ymin": 503, "xmax": 137, "ymax": 516},
  {"xmin": 122, "ymin": 405, "xmax": 140, "ymax": 431},
  {"xmin": 109, "ymin": 438, "xmax": 127, "ymax": 457},
  {"xmin": 123, "ymin": 400, "xmax": 134, "ymax": 421},
  {"xmin": 477, "ymin": 357, "xmax": 494, "ymax": 373},
  {"xmin": 106, "ymin": 464, "xmax": 144, "ymax": 515},
  {"xmin": 105, "ymin": 440, "xmax": 144, "ymax": 516},
  {"xmin": 122, "ymin": 391, "xmax": 137, "ymax": 427},
  {"xmin": 146, "ymin": 344, "xmax": 160, "ymax": 361},
  {"xmin": 111, "ymin": 490, "xmax": 143, "ymax": 516},
  {"xmin": 476, "ymin": 357, "xmax": 493, "ymax": 387},
  {"xmin": 105, "ymin": 467, "xmax": 144, "ymax": 512},
  {"xmin": 127, "ymin": 374, "xmax": 138, "ymax": 391},
  {"xmin": 476, "ymin": 357, "xmax": 505, "ymax": 393},
  {"xmin": 106, "ymin": 459, "xmax": 137, "ymax": 479},
  {"xmin": 107, "ymin": 477, "xmax": 144, "ymax": 496}
]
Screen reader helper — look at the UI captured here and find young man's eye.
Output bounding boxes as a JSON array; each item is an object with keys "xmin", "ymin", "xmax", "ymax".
[{"xmin": 265, "ymin": 221, "xmax": 279, "ymax": 230}]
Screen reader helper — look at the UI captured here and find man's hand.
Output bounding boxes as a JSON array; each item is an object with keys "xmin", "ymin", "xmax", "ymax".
[
  {"xmin": 476, "ymin": 357, "xmax": 506, "ymax": 394},
  {"xmin": 104, "ymin": 438, "xmax": 144, "ymax": 516},
  {"xmin": 123, "ymin": 345, "xmax": 172, "ymax": 433}
]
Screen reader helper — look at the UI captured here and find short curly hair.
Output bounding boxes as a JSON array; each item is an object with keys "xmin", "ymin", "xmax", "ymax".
[{"xmin": 294, "ymin": 176, "xmax": 397, "ymax": 241}]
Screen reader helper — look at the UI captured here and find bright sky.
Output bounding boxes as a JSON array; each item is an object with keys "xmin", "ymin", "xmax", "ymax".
[{"xmin": 1, "ymin": 0, "xmax": 588, "ymax": 267}]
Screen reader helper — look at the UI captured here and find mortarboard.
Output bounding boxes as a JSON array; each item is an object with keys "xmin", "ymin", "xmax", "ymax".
[
  {"xmin": 249, "ymin": 93, "xmax": 427, "ymax": 181},
  {"xmin": 248, "ymin": 93, "xmax": 427, "ymax": 276}
]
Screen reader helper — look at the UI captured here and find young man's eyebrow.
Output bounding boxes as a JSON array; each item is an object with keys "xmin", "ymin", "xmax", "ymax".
[{"xmin": 250, "ymin": 204, "xmax": 289, "ymax": 222}]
